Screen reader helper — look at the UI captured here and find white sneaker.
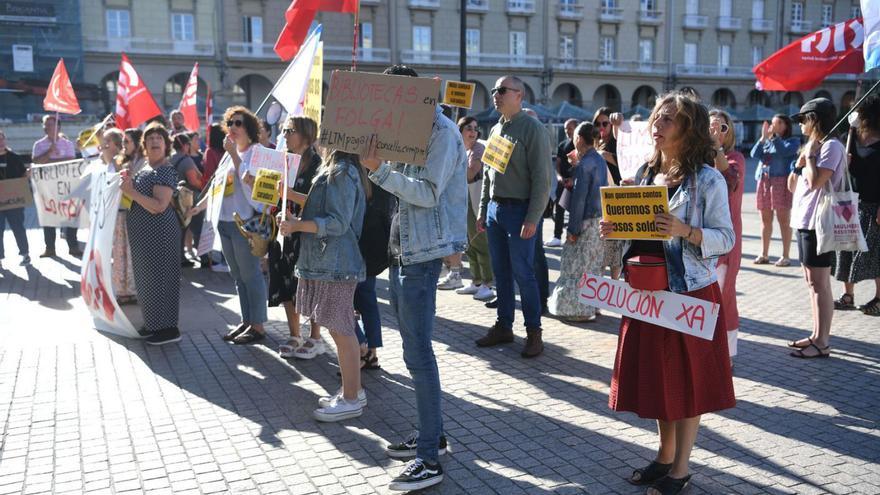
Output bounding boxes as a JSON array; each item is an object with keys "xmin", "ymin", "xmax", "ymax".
[
  {"xmin": 318, "ymin": 388, "xmax": 367, "ymax": 408},
  {"xmin": 437, "ymin": 271, "xmax": 463, "ymax": 290},
  {"xmin": 439, "ymin": 265, "xmax": 449, "ymax": 280},
  {"xmin": 278, "ymin": 336, "xmax": 305, "ymax": 358},
  {"xmin": 313, "ymin": 397, "xmax": 363, "ymax": 422},
  {"xmin": 292, "ymin": 338, "xmax": 327, "ymax": 359},
  {"xmin": 544, "ymin": 238, "xmax": 562, "ymax": 247},
  {"xmin": 211, "ymin": 263, "xmax": 231, "ymax": 273},
  {"xmin": 455, "ymin": 282, "xmax": 479, "ymax": 295},
  {"xmin": 473, "ymin": 285, "xmax": 495, "ymax": 301}
]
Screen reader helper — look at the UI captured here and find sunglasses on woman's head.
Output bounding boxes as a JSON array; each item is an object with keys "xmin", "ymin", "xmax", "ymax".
[{"xmin": 226, "ymin": 119, "xmax": 244, "ymax": 128}]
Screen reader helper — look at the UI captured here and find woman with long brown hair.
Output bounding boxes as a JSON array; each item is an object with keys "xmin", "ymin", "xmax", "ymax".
[{"xmin": 601, "ymin": 92, "xmax": 735, "ymax": 495}]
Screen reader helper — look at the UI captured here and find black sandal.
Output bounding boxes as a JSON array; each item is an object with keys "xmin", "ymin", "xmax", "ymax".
[
  {"xmin": 233, "ymin": 328, "xmax": 265, "ymax": 345},
  {"xmin": 834, "ymin": 293, "xmax": 856, "ymax": 310},
  {"xmin": 859, "ymin": 297, "xmax": 880, "ymax": 316},
  {"xmin": 649, "ymin": 474, "xmax": 691, "ymax": 495},
  {"xmin": 629, "ymin": 461, "xmax": 673, "ymax": 486},
  {"xmin": 361, "ymin": 350, "xmax": 381, "ymax": 370},
  {"xmin": 223, "ymin": 323, "xmax": 250, "ymax": 342},
  {"xmin": 787, "ymin": 337, "xmax": 813, "ymax": 349},
  {"xmin": 790, "ymin": 343, "xmax": 830, "ymax": 359}
]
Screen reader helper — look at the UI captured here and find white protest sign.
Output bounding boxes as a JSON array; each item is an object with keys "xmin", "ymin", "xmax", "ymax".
[
  {"xmin": 198, "ymin": 155, "xmax": 232, "ymax": 256},
  {"xmin": 616, "ymin": 121, "xmax": 654, "ymax": 182},
  {"xmin": 80, "ymin": 170, "xmax": 138, "ymax": 338},
  {"xmin": 578, "ymin": 274, "xmax": 719, "ymax": 340},
  {"xmin": 30, "ymin": 159, "xmax": 90, "ymax": 228},
  {"xmin": 248, "ymin": 145, "xmax": 301, "ymax": 186}
]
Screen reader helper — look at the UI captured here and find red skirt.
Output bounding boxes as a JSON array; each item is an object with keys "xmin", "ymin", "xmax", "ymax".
[{"xmin": 608, "ymin": 283, "xmax": 735, "ymax": 421}]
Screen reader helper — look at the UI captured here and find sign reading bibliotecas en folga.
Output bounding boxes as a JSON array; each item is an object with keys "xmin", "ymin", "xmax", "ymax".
[{"xmin": 319, "ymin": 71, "xmax": 440, "ymax": 165}]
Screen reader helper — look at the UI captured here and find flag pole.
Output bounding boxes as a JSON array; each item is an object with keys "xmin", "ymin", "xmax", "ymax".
[{"xmin": 351, "ymin": 3, "xmax": 360, "ymax": 71}]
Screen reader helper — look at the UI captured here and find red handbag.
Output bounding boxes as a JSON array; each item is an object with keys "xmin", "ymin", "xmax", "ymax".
[{"xmin": 624, "ymin": 255, "xmax": 668, "ymax": 291}]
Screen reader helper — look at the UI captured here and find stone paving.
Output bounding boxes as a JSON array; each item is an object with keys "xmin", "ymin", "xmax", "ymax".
[{"xmin": 1, "ymin": 191, "xmax": 879, "ymax": 495}]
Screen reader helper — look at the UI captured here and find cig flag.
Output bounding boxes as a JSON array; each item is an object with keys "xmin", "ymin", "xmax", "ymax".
[
  {"xmin": 43, "ymin": 58, "xmax": 81, "ymax": 115},
  {"xmin": 179, "ymin": 62, "xmax": 200, "ymax": 132},
  {"xmin": 115, "ymin": 54, "xmax": 162, "ymax": 129}
]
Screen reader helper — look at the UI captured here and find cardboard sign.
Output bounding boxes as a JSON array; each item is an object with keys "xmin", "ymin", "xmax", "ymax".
[
  {"xmin": 443, "ymin": 81, "xmax": 475, "ymax": 109},
  {"xmin": 319, "ymin": 70, "xmax": 440, "ymax": 165},
  {"xmin": 482, "ymin": 133, "xmax": 515, "ymax": 174},
  {"xmin": 0, "ymin": 178, "xmax": 33, "ymax": 211},
  {"xmin": 600, "ymin": 185, "xmax": 670, "ymax": 240},
  {"xmin": 249, "ymin": 144, "xmax": 301, "ymax": 186},
  {"xmin": 616, "ymin": 121, "xmax": 654, "ymax": 181},
  {"xmin": 303, "ymin": 42, "xmax": 324, "ymax": 127},
  {"xmin": 579, "ymin": 274, "xmax": 719, "ymax": 341},
  {"xmin": 30, "ymin": 159, "xmax": 89, "ymax": 228},
  {"xmin": 252, "ymin": 169, "xmax": 283, "ymax": 206}
]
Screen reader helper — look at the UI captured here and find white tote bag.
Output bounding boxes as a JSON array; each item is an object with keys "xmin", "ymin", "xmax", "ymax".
[{"xmin": 814, "ymin": 169, "xmax": 869, "ymax": 254}]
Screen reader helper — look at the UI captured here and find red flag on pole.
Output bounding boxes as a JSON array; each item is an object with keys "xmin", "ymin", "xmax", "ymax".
[
  {"xmin": 178, "ymin": 62, "xmax": 200, "ymax": 132},
  {"xmin": 115, "ymin": 53, "xmax": 162, "ymax": 129},
  {"xmin": 43, "ymin": 58, "xmax": 81, "ymax": 115},
  {"xmin": 753, "ymin": 18, "xmax": 865, "ymax": 91},
  {"xmin": 274, "ymin": 0, "xmax": 358, "ymax": 61}
]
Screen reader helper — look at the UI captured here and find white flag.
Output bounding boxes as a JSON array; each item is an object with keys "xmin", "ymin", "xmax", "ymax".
[
  {"xmin": 271, "ymin": 25, "xmax": 322, "ymax": 114},
  {"xmin": 863, "ymin": 0, "xmax": 880, "ymax": 71}
]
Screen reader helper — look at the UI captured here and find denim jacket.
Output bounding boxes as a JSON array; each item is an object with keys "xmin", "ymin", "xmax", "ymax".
[
  {"xmin": 628, "ymin": 164, "xmax": 735, "ymax": 293},
  {"xmin": 369, "ymin": 106, "xmax": 468, "ymax": 265},
  {"xmin": 566, "ymin": 148, "xmax": 607, "ymax": 235},
  {"xmin": 750, "ymin": 136, "xmax": 800, "ymax": 180},
  {"xmin": 295, "ymin": 157, "xmax": 366, "ymax": 282}
]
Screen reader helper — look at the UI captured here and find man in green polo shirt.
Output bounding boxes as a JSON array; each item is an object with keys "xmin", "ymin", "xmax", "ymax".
[{"xmin": 475, "ymin": 75, "xmax": 551, "ymax": 358}]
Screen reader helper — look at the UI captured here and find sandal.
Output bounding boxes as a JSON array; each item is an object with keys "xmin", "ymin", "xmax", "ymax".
[
  {"xmin": 834, "ymin": 293, "xmax": 856, "ymax": 310},
  {"xmin": 787, "ymin": 337, "xmax": 813, "ymax": 349},
  {"xmin": 753, "ymin": 255, "xmax": 770, "ymax": 264},
  {"xmin": 361, "ymin": 349, "xmax": 381, "ymax": 370},
  {"xmin": 279, "ymin": 336, "xmax": 305, "ymax": 358},
  {"xmin": 790, "ymin": 343, "xmax": 830, "ymax": 359},
  {"xmin": 774, "ymin": 257, "xmax": 791, "ymax": 267},
  {"xmin": 629, "ymin": 461, "xmax": 673, "ymax": 486},
  {"xmin": 293, "ymin": 338, "xmax": 327, "ymax": 360},
  {"xmin": 859, "ymin": 297, "xmax": 880, "ymax": 316},
  {"xmin": 233, "ymin": 328, "xmax": 266, "ymax": 345},
  {"xmin": 223, "ymin": 323, "xmax": 250, "ymax": 341},
  {"xmin": 648, "ymin": 474, "xmax": 692, "ymax": 495}
]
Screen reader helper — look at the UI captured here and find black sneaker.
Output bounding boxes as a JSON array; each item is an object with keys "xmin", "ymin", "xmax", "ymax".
[
  {"xmin": 136, "ymin": 327, "xmax": 152, "ymax": 338},
  {"xmin": 146, "ymin": 327, "xmax": 181, "ymax": 346},
  {"xmin": 388, "ymin": 458, "xmax": 443, "ymax": 492},
  {"xmin": 385, "ymin": 431, "xmax": 448, "ymax": 459}
]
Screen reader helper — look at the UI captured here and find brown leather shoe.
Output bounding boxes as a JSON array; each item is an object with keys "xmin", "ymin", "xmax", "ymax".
[
  {"xmin": 521, "ymin": 327, "xmax": 544, "ymax": 358},
  {"xmin": 475, "ymin": 323, "xmax": 513, "ymax": 347},
  {"xmin": 39, "ymin": 249, "xmax": 56, "ymax": 258}
]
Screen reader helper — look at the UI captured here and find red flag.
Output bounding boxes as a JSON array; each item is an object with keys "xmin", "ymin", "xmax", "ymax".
[
  {"xmin": 274, "ymin": 0, "xmax": 358, "ymax": 61},
  {"xmin": 115, "ymin": 54, "xmax": 162, "ymax": 129},
  {"xmin": 43, "ymin": 59, "xmax": 81, "ymax": 115},
  {"xmin": 178, "ymin": 62, "xmax": 200, "ymax": 132},
  {"xmin": 205, "ymin": 83, "xmax": 213, "ymax": 132},
  {"xmin": 753, "ymin": 18, "xmax": 864, "ymax": 91}
]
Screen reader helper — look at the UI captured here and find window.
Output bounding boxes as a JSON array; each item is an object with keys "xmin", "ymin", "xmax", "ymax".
[
  {"xmin": 601, "ymin": 0, "xmax": 616, "ymax": 7},
  {"xmin": 685, "ymin": 0, "xmax": 699, "ymax": 15},
  {"xmin": 510, "ymin": 31, "xmax": 526, "ymax": 62},
  {"xmin": 413, "ymin": 26, "xmax": 431, "ymax": 62},
  {"xmin": 718, "ymin": 44, "xmax": 730, "ymax": 68},
  {"xmin": 243, "ymin": 16, "xmax": 262, "ymax": 43},
  {"xmin": 684, "ymin": 42, "xmax": 697, "ymax": 66},
  {"xmin": 719, "ymin": 0, "xmax": 732, "ymax": 17},
  {"xmin": 106, "ymin": 9, "xmax": 130, "ymax": 38},
  {"xmin": 641, "ymin": 0, "xmax": 658, "ymax": 12},
  {"xmin": 559, "ymin": 35, "xmax": 574, "ymax": 64},
  {"xmin": 360, "ymin": 22, "xmax": 373, "ymax": 58},
  {"xmin": 752, "ymin": 45, "xmax": 763, "ymax": 66},
  {"xmin": 466, "ymin": 29, "xmax": 480, "ymax": 55},
  {"xmin": 172, "ymin": 13, "xmax": 194, "ymax": 41},
  {"xmin": 852, "ymin": 5, "xmax": 862, "ymax": 19},
  {"xmin": 821, "ymin": 4, "xmax": 833, "ymax": 26},
  {"xmin": 752, "ymin": 0, "xmax": 764, "ymax": 19},
  {"xmin": 600, "ymin": 36, "xmax": 615, "ymax": 62},
  {"xmin": 639, "ymin": 39, "xmax": 654, "ymax": 64},
  {"xmin": 791, "ymin": 2, "xmax": 804, "ymax": 22}
]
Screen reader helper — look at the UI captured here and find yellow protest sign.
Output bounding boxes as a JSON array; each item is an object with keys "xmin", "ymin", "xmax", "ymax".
[
  {"xmin": 224, "ymin": 172, "xmax": 234, "ymax": 197},
  {"xmin": 120, "ymin": 194, "xmax": 132, "ymax": 209},
  {"xmin": 482, "ymin": 133, "xmax": 515, "ymax": 174},
  {"xmin": 443, "ymin": 81, "xmax": 475, "ymax": 109},
  {"xmin": 251, "ymin": 169, "xmax": 283, "ymax": 205},
  {"xmin": 600, "ymin": 185, "xmax": 671, "ymax": 240},
  {"xmin": 304, "ymin": 42, "xmax": 323, "ymax": 128}
]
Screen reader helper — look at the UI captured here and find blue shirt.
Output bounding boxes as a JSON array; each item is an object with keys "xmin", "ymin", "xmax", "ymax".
[{"xmin": 750, "ymin": 136, "xmax": 800, "ymax": 179}]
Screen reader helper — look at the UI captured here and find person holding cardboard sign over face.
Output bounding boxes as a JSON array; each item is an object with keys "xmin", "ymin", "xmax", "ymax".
[
  {"xmin": 599, "ymin": 92, "xmax": 735, "ymax": 495},
  {"xmin": 359, "ymin": 65, "xmax": 467, "ymax": 493},
  {"xmin": 475, "ymin": 75, "xmax": 552, "ymax": 359}
]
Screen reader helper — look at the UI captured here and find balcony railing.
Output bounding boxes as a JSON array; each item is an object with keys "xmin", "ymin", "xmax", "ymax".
[
  {"xmin": 227, "ymin": 41, "xmax": 274, "ymax": 59},
  {"xmin": 750, "ymin": 18, "xmax": 773, "ymax": 32},
  {"xmin": 599, "ymin": 7, "xmax": 623, "ymax": 22},
  {"xmin": 324, "ymin": 46, "xmax": 391, "ymax": 63},
  {"xmin": 557, "ymin": 2, "xmax": 583, "ymax": 19},
  {"xmin": 682, "ymin": 14, "xmax": 708, "ymax": 28},
  {"xmin": 401, "ymin": 50, "xmax": 544, "ymax": 68},
  {"xmin": 465, "ymin": 0, "xmax": 489, "ymax": 12},
  {"xmin": 84, "ymin": 36, "xmax": 214, "ymax": 56},
  {"xmin": 675, "ymin": 64, "xmax": 753, "ymax": 77},
  {"xmin": 506, "ymin": 0, "xmax": 536, "ymax": 15},
  {"xmin": 552, "ymin": 58, "xmax": 666, "ymax": 74},
  {"xmin": 717, "ymin": 16, "xmax": 742, "ymax": 30},
  {"xmin": 360, "ymin": 0, "xmax": 381, "ymax": 4},
  {"xmin": 408, "ymin": 0, "xmax": 439, "ymax": 9},
  {"xmin": 638, "ymin": 9, "xmax": 663, "ymax": 25},
  {"xmin": 790, "ymin": 20, "xmax": 813, "ymax": 33}
]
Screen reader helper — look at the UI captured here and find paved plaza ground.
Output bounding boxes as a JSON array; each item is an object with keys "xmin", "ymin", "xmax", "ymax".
[{"xmin": 1, "ymin": 188, "xmax": 879, "ymax": 494}]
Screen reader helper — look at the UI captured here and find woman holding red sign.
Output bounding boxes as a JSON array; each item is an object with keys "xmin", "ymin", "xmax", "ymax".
[{"xmin": 600, "ymin": 92, "xmax": 735, "ymax": 495}]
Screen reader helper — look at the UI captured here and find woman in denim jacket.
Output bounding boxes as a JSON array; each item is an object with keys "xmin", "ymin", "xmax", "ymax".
[
  {"xmin": 600, "ymin": 93, "xmax": 735, "ymax": 495},
  {"xmin": 281, "ymin": 150, "xmax": 367, "ymax": 423}
]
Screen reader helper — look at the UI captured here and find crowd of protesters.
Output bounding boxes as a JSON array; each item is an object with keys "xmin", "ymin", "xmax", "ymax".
[{"xmin": 3, "ymin": 64, "xmax": 880, "ymax": 493}]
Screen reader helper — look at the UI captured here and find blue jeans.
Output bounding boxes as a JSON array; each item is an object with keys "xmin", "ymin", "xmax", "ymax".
[
  {"xmin": 533, "ymin": 219, "xmax": 549, "ymax": 303},
  {"xmin": 389, "ymin": 259, "xmax": 443, "ymax": 463},
  {"xmin": 218, "ymin": 220, "xmax": 268, "ymax": 324},
  {"xmin": 354, "ymin": 276, "xmax": 383, "ymax": 348},
  {"xmin": 0, "ymin": 208, "xmax": 29, "ymax": 259},
  {"xmin": 486, "ymin": 200, "xmax": 542, "ymax": 329}
]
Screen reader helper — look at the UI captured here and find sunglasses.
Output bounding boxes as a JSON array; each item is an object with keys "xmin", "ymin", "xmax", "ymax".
[
  {"xmin": 226, "ymin": 119, "xmax": 244, "ymax": 128},
  {"xmin": 282, "ymin": 128, "xmax": 297, "ymax": 136},
  {"xmin": 597, "ymin": 121, "xmax": 611, "ymax": 128},
  {"xmin": 491, "ymin": 86, "xmax": 521, "ymax": 96}
]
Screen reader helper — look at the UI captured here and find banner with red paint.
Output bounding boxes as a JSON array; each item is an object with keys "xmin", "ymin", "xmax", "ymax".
[
  {"xmin": 80, "ymin": 168, "xmax": 138, "ymax": 338},
  {"xmin": 578, "ymin": 274, "xmax": 719, "ymax": 340},
  {"xmin": 43, "ymin": 58, "xmax": 81, "ymax": 115},
  {"xmin": 29, "ymin": 159, "xmax": 90, "ymax": 228},
  {"xmin": 178, "ymin": 62, "xmax": 200, "ymax": 132},
  {"xmin": 753, "ymin": 18, "xmax": 864, "ymax": 91}
]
